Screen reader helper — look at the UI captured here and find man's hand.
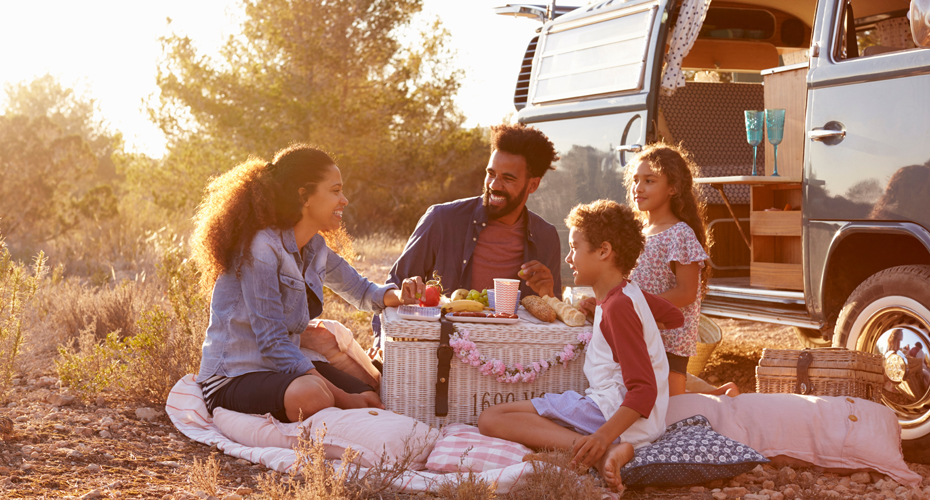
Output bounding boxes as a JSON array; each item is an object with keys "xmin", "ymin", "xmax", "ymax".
[
  {"xmin": 518, "ymin": 261, "xmax": 554, "ymax": 298},
  {"xmin": 571, "ymin": 432, "xmax": 610, "ymax": 469}
]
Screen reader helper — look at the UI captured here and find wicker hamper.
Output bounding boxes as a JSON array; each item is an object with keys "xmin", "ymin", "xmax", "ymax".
[
  {"xmin": 686, "ymin": 315, "xmax": 723, "ymax": 376},
  {"xmin": 755, "ymin": 347, "xmax": 884, "ymax": 402},
  {"xmin": 380, "ymin": 307, "xmax": 591, "ymax": 426}
]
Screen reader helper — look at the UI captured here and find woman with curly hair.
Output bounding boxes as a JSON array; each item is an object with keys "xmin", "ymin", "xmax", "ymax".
[{"xmin": 192, "ymin": 143, "xmax": 422, "ymax": 422}]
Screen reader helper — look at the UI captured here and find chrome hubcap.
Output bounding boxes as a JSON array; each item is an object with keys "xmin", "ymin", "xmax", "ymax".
[{"xmin": 858, "ymin": 307, "xmax": 930, "ymax": 428}]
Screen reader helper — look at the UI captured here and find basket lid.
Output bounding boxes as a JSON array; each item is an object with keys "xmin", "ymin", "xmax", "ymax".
[{"xmin": 758, "ymin": 348, "xmax": 883, "ymax": 374}]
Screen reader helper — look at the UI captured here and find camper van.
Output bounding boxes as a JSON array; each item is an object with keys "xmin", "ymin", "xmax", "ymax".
[{"xmin": 496, "ymin": 0, "xmax": 930, "ymax": 462}]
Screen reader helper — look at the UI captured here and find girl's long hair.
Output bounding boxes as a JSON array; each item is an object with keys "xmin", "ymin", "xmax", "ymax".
[
  {"xmin": 624, "ymin": 142, "xmax": 712, "ymax": 297},
  {"xmin": 191, "ymin": 143, "xmax": 352, "ymax": 290}
]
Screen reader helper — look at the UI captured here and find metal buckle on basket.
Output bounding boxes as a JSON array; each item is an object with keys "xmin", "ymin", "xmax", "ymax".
[{"xmin": 795, "ymin": 351, "xmax": 814, "ymax": 395}]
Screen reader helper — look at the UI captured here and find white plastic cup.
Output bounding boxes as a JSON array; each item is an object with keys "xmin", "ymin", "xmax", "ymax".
[{"xmin": 493, "ymin": 278, "xmax": 520, "ymax": 315}]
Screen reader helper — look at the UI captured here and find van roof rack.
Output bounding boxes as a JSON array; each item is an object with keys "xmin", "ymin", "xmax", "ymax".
[{"xmin": 493, "ymin": 3, "xmax": 579, "ymax": 23}]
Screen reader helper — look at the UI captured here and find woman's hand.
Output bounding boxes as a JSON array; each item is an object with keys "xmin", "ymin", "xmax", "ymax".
[{"xmin": 384, "ymin": 277, "xmax": 425, "ymax": 307}]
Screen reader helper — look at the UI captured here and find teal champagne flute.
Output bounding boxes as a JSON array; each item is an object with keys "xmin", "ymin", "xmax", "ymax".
[
  {"xmin": 744, "ymin": 110, "xmax": 764, "ymax": 176},
  {"xmin": 765, "ymin": 108, "xmax": 786, "ymax": 177}
]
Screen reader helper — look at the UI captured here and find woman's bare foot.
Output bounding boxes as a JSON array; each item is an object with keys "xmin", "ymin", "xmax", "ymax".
[{"xmin": 595, "ymin": 442, "xmax": 633, "ymax": 492}]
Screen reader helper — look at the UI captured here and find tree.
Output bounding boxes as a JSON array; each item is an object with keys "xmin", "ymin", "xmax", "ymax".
[
  {"xmin": 3, "ymin": 74, "xmax": 123, "ymax": 180},
  {"xmin": 150, "ymin": 0, "xmax": 489, "ymax": 233},
  {"xmin": 0, "ymin": 115, "xmax": 101, "ymax": 246}
]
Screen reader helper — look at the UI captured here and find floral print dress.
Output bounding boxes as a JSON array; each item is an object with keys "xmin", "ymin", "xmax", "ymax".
[{"xmin": 629, "ymin": 222, "xmax": 709, "ymax": 357}]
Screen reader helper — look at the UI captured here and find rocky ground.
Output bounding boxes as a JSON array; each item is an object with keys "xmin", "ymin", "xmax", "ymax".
[{"xmin": 1, "ymin": 320, "xmax": 928, "ymax": 499}]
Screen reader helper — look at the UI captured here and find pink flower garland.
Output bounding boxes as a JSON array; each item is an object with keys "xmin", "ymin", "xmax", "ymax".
[{"xmin": 448, "ymin": 329, "xmax": 593, "ymax": 383}]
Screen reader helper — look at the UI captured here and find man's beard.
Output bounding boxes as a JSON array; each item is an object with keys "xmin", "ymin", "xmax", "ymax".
[{"xmin": 482, "ymin": 182, "xmax": 528, "ymax": 220}]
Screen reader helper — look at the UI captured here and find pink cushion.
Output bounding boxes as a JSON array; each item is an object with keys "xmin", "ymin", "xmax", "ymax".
[
  {"xmin": 213, "ymin": 407, "xmax": 439, "ymax": 470},
  {"xmin": 426, "ymin": 424, "xmax": 532, "ymax": 473},
  {"xmin": 666, "ymin": 393, "xmax": 921, "ymax": 487}
]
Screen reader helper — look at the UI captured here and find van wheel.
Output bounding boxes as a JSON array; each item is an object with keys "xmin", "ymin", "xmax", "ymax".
[
  {"xmin": 792, "ymin": 327, "xmax": 832, "ymax": 349},
  {"xmin": 836, "ymin": 265, "xmax": 930, "ymax": 464}
]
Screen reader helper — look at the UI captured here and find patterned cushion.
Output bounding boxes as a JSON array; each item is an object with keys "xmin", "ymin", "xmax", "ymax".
[
  {"xmin": 659, "ymin": 82, "xmax": 765, "ymax": 204},
  {"xmin": 619, "ymin": 415, "xmax": 769, "ymax": 487},
  {"xmin": 426, "ymin": 424, "xmax": 532, "ymax": 473}
]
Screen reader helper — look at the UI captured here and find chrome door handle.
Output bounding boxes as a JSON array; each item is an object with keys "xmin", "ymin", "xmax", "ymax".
[
  {"xmin": 809, "ymin": 121, "xmax": 846, "ymax": 145},
  {"xmin": 616, "ymin": 144, "xmax": 643, "ymax": 153}
]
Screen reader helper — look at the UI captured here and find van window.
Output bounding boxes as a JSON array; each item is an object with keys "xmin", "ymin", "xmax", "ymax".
[
  {"xmin": 531, "ymin": 6, "xmax": 657, "ymax": 103},
  {"xmin": 700, "ymin": 8, "xmax": 776, "ymax": 40},
  {"xmin": 833, "ymin": 0, "xmax": 916, "ymax": 61}
]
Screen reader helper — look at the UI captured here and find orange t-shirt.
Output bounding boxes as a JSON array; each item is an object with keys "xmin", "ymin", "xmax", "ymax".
[{"xmin": 469, "ymin": 213, "xmax": 526, "ymax": 291}]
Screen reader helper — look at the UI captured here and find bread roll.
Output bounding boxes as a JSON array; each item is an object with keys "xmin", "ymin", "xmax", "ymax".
[
  {"xmin": 545, "ymin": 296, "xmax": 586, "ymax": 327},
  {"xmin": 521, "ymin": 295, "xmax": 556, "ymax": 322}
]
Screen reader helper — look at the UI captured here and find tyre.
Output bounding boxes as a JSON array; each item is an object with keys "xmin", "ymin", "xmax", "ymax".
[
  {"xmin": 792, "ymin": 327, "xmax": 832, "ymax": 349},
  {"xmin": 835, "ymin": 265, "xmax": 930, "ymax": 464}
]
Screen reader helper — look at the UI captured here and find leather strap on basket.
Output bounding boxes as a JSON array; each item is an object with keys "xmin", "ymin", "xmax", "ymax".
[
  {"xmin": 795, "ymin": 350, "xmax": 814, "ymax": 395},
  {"xmin": 435, "ymin": 317, "xmax": 454, "ymax": 417}
]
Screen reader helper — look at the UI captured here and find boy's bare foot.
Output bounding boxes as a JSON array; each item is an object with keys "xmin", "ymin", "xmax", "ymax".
[{"xmin": 595, "ymin": 442, "xmax": 633, "ymax": 492}]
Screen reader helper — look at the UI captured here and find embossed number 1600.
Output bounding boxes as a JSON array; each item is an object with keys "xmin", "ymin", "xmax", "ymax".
[{"xmin": 471, "ymin": 391, "xmax": 546, "ymax": 416}]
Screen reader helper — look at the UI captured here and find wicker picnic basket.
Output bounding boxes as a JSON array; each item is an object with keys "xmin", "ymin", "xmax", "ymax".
[
  {"xmin": 686, "ymin": 315, "xmax": 723, "ymax": 376},
  {"xmin": 380, "ymin": 307, "xmax": 591, "ymax": 426},
  {"xmin": 755, "ymin": 348, "xmax": 884, "ymax": 402}
]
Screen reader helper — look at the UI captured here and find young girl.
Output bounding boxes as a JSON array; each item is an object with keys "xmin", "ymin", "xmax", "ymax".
[{"xmin": 625, "ymin": 143, "xmax": 737, "ymax": 397}]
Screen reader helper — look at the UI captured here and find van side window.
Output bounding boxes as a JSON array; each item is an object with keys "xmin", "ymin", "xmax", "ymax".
[
  {"xmin": 834, "ymin": 0, "xmax": 860, "ymax": 60},
  {"xmin": 834, "ymin": 0, "xmax": 917, "ymax": 61}
]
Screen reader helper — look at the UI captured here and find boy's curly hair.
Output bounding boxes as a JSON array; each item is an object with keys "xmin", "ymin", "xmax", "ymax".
[
  {"xmin": 565, "ymin": 200, "xmax": 645, "ymax": 275},
  {"xmin": 490, "ymin": 123, "xmax": 559, "ymax": 178}
]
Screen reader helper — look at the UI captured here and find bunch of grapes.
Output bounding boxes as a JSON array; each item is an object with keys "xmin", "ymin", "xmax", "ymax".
[{"xmin": 466, "ymin": 289, "xmax": 489, "ymax": 307}]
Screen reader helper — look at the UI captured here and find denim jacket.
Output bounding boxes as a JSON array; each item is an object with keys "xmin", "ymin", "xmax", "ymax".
[{"xmin": 197, "ymin": 227, "xmax": 397, "ymax": 382}]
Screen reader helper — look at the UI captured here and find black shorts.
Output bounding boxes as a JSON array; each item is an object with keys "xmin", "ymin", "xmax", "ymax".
[
  {"xmin": 666, "ymin": 352, "xmax": 690, "ymax": 375},
  {"xmin": 210, "ymin": 362, "xmax": 374, "ymax": 423}
]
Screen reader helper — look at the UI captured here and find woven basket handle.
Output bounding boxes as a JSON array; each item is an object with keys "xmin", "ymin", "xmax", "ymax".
[
  {"xmin": 795, "ymin": 350, "xmax": 814, "ymax": 395},
  {"xmin": 435, "ymin": 318, "xmax": 454, "ymax": 417}
]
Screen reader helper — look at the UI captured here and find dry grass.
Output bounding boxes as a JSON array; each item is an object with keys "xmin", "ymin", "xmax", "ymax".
[
  {"xmin": 45, "ymin": 278, "xmax": 143, "ymax": 342},
  {"xmin": 505, "ymin": 450, "xmax": 606, "ymax": 500},
  {"xmin": 189, "ymin": 453, "xmax": 222, "ymax": 497}
]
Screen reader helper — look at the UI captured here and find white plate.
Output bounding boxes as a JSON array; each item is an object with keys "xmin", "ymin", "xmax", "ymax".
[
  {"xmin": 447, "ymin": 314, "xmax": 519, "ymax": 325},
  {"xmin": 397, "ymin": 305, "xmax": 441, "ymax": 322}
]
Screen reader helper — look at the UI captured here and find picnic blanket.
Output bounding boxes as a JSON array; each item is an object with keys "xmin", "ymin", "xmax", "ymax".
[{"xmin": 166, "ymin": 375, "xmax": 621, "ymax": 496}]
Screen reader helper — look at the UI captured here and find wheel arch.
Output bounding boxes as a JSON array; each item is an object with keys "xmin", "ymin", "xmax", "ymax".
[{"xmin": 819, "ymin": 222, "xmax": 930, "ymax": 346}]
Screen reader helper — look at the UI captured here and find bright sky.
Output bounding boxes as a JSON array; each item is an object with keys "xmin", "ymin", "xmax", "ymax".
[{"xmin": 0, "ymin": 0, "xmax": 542, "ymax": 157}]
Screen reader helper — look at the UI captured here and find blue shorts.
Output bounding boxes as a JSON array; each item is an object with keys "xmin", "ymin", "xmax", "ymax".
[{"xmin": 531, "ymin": 391, "xmax": 622, "ymax": 444}]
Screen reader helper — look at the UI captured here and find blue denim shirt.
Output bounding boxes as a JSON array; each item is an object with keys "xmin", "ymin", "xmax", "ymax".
[
  {"xmin": 197, "ymin": 227, "xmax": 397, "ymax": 382},
  {"xmin": 372, "ymin": 196, "xmax": 562, "ymax": 345}
]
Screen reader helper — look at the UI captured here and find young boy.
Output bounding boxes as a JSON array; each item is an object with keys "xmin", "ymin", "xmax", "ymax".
[{"xmin": 478, "ymin": 200, "xmax": 683, "ymax": 491}]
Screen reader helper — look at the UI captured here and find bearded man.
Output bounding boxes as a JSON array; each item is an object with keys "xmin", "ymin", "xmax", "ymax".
[{"xmin": 370, "ymin": 124, "xmax": 562, "ymax": 350}]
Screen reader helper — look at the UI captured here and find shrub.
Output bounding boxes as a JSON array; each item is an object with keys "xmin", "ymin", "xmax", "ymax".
[
  {"xmin": 0, "ymin": 236, "xmax": 48, "ymax": 401},
  {"xmin": 55, "ymin": 242, "xmax": 208, "ymax": 404},
  {"xmin": 50, "ymin": 279, "xmax": 139, "ymax": 342},
  {"xmin": 55, "ymin": 326, "xmax": 127, "ymax": 401}
]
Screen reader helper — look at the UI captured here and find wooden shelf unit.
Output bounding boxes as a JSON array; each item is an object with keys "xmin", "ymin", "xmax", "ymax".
[{"xmin": 750, "ymin": 183, "xmax": 803, "ymax": 290}]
